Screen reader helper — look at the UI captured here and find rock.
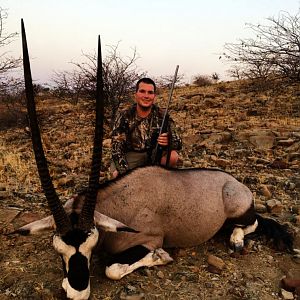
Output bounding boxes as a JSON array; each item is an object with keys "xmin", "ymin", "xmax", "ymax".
[
  {"xmin": 287, "ymin": 152, "xmax": 300, "ymax": 162},
  {"xmin": 0, "ymin": 209, "xmax": 21, "ymax": 230},
  {"xmin": 17, "ymin": 212, "xmax": 41, "ymax": 226},
  {"xmin": 259, "ymin": 185, "xmax": 272, "ymax": 199},
  {"xmin": 243, "ymin": 176, "xmax": 259, "ymax": 184},
  {"xmin": 292, "ymin": 206, "xmax": 300, "ymax": 214},
  {"xmin": 157, "ymin": 270, "xmax": 164, "ymax": 279},
  {"xmin": 210, "ymin": 155, "xmax": 231, "ymax": 167},
  {"xmin": 183, "ymin": 160, "xmax": 193, "ymax": 167},
  {"xmin": 290, "ymin": 177, "xmax": 300, "ymax": 190},
  {"xmin": 103, "ymin": 138, "xmax": 112, "ymax": 148},
  {"xmin": 280, "ymin": 288, "xmax": 294, "ymax": 299},
  {"xmin": 0, "ymin": 190, "xmax": 10, "ymax": 199},
  {"xmin": 65, "ymin": 161, "xmax": 78, "ymax": 170},
  {"xmin": 199, "ymin": 132, "xmax": 232, "ymax": 148},
  {"xmin": 293, "ymin": 216, "xmax": 300, "ymax": 225},
  {"xmin": 207, "ymin": 254, "xmax": 225, "ymax": 273},
  {"xmin": 270, "ymin": 158, "xmax": 289, "ymax": 169},
  {"xmin": 119, "ymin": 291, "xmax": 145, "ymax": 300},
  {"xmin": 249, "ymin": 133, "xmax": 275, "ymax": 150},
  {"xmin": 255, "ymin": 203, "xmax": 267, "ymax": 213},
  {"xmin": 214, "ymin": 158, "xmax": 231, "ymax": 168},
  {"xmin": 266, "ymin": 199, "xmax": 283, "ymax": 213},
  {"xmin": 57, "ymin": 176, "xmax": 75, "ymax": 187},
  {"xmin": 207, "ymin": 265, "xmax": 222, "ymax": 275},
  {"xmin": 278, "ymin": 139, "xmax": 296, "ymax": 146}
]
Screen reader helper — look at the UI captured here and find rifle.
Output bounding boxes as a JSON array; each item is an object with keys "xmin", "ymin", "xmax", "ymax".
[{"xmin": 151, "ymin": 65, "xmax": 179, "ymax": 166}]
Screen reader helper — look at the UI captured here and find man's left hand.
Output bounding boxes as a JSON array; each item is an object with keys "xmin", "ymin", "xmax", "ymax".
[{"xmin": 157, "ymin": 133, "xmax": 169, "ymax": 146}]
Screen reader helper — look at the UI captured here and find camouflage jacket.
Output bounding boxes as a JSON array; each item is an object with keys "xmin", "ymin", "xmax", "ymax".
[{"xmin": 111, "ymin": 103, "xmax": 182, "ymax": 173}]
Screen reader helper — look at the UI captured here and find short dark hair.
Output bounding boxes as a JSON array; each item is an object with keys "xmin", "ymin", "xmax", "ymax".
[{"xmin": 135, "ymin": 78, "xmax": 156, "ymax": 93}]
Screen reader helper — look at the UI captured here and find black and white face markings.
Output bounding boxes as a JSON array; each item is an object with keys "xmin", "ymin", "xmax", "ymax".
[{"xmin": 53, "ymin": 227, "xmax": 99, "ymax": 300}]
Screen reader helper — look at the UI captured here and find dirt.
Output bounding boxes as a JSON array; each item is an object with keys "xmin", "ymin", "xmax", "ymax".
[{"xmin": 0, "ymin": 79, "xmax": 300, "ymax": 299}]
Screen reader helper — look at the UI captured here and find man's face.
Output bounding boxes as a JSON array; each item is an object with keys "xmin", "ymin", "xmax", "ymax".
[{"xmin": 135, "ymin": 82, "xmax": 156, "ymax": 109}]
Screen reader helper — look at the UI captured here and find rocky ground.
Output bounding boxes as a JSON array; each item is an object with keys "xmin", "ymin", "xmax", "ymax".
[{"xmin": 0, "ymin": 78, "xmax": 299, "ymax": 299}]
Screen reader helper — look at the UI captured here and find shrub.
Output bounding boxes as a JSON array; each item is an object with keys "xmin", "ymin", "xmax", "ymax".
[{"xmin": 192, "ymin": 75, "xmax": 213, "ymax": 87}]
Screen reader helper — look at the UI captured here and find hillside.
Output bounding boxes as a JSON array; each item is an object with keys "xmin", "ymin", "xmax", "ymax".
[{"xmin": 0, "ymin": 79, "xmax": 300, "ymax": 299}]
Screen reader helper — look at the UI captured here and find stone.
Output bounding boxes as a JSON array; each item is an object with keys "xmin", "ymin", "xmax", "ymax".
[
  {"xmin": 183, "ymin": 160, "xmax": 193, "ymax": 167},
  {"xmin": 207, "ymin": 265, "xmax": 222, "ymax": 275},
  {"xmin": 119, "ymin": 292, "xmax": 145, "ymax": 300},
  {"xmin": 293, "ymin": 215, "xmax": 300, "ymax": 225},
  {"xmin": 280, "ymin": 288, "xmax": 294, "ymax": 300},
  {"xmin": 57, "ymin": 176, "xmax": 75, "ymax": 187},
  {"xmin": 292, "ymin": 206, "xmax": 300, "ymax": 214},
  {"xmin": 207, "ymin": 254, "xmax": 225, "ymax": 271},
  {"xmin": 214, "ymin": 158, "xmax": 231, "ymax": 168},
  {"xmin": 103, "ymin": 138, "xmax": 112, "ymax": 148},
  {"xmin": 157, "ymin": 270, "xmax": 164, "ymax": 279},
  {"xmin": 270, "ymin": 159, "xmax": 289, "ymax": 169},
  {"xmin": 290, "ymin": 177, "xmax": 300, "ymax": 190},
  {"xmin": 249, "ymin": 134, "xmax": 275, "ymax": 150},
  {"xmin": 0, "ymin": 209, "xmax": 21, "ymax": 229},
  {"xmin": 255, "ymin": 203, "xmax": 267, "ymax": 213},
  {"xmin": 266, "ymin": 199, "xmax": 283, "ymax": 214},
  {"xmin": 277, "ymin": 139, "xmax": 295, "ymax": 146},
  {"xmin": 287, "ymin": 153, "xmax": 300, "ymax": 161},
  {"xmin": 259, "ymin": 185, "xmax": 272, "ymax": 199},
  {"xmin": 0, "ymin": 190, "xmax": 10, "ymax": 199}
]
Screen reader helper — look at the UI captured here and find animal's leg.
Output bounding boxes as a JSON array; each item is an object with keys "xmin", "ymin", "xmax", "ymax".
[
  {"xmin": 222, "ymin": 181, "xmax": 258, "ymax": 251},
  {"xmin": 105, "ymin": 246, "xmax": 173, "ymax": 280},
  {"xmin": 230, "ymin": 220, "xmax": 258, "ymax": 251}
]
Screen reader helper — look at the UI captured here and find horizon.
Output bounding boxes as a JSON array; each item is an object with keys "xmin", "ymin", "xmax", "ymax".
[{"xmin": 1, "ymin": 0, "xmax": 300, "ymax": 84}]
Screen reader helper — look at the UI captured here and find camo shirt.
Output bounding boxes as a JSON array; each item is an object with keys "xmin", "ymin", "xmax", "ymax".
[{"xmin": 111, "ymin": 103, "xmax": 182, "ymax": 174}]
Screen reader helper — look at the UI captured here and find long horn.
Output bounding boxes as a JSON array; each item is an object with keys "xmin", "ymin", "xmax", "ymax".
[
  {"xmin": 21, "ymin": 19, "xmax": 72, "ymax": 235},
  {"xmin": 78, "ymin": 35, "xmax": 104, "ymax": 231}
]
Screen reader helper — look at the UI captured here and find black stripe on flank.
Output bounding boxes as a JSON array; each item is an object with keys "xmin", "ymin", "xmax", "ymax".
[
  {"xmin": 107, "ymin": 245, "xmax": 150, "ymax": 266},
  {"xmin": 221, "ymin": 204, "xmax": 257, "ymax": 231},
  {"xmin": 117, "ymin": 227, "xmax": 139, "ymax": 233}
]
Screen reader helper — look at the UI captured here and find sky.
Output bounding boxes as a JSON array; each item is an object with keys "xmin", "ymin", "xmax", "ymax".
[{"xmin": 1, "ymin": 0, "xmax": 300, "ymax": 85}]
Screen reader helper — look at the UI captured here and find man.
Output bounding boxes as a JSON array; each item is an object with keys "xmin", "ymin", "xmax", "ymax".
[{"xmin": 110, "ymin": 77, "xmax": 182, "ymax": 178}]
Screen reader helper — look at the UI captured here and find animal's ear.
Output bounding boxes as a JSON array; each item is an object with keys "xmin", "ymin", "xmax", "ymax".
[
  {"xmin": 15, "ymin": 215, "xmax": 55, "ymax": 235},
  {"xmin": 94, "ymin": 212, "xmax": 138, "ymax": 233}
]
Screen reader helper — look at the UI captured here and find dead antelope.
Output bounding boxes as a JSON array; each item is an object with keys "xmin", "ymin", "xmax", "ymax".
[{"xmin": 18, "ymin": 20, "xmax": 293, "ymax": 300}]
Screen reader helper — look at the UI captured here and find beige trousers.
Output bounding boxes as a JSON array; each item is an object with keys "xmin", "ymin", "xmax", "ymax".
[{"xmin": 110, "ymin": 151, "xmax": 149, "ymax": 173}]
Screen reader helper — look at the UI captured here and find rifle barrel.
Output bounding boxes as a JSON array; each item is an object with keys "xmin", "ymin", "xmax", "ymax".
[
  {"xmin": 159, "ymin": 65, "xmax": 179, "ymax": 136},
  {"xmin": 151, "ymin": 65, "xmax": 179, "ymax": 165}
]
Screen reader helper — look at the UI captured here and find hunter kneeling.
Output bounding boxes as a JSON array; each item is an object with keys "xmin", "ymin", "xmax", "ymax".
[{"xmin": 110, "ymin": 77, "xmax": 182, "ymax": 179}]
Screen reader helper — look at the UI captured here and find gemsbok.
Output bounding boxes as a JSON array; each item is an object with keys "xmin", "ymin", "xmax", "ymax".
[{"xmin": 17, "ymin": 20, "xmax": 293, "ymax": 300}]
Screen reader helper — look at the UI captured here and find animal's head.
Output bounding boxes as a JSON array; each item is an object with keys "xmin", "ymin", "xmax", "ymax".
[
  {"xmin": 17, "ymin": 204, "xmax": 137, "ymax": 300},
  {"xmin": 19, "ymin": 19, "xmax": 136, "ymax": 299}
]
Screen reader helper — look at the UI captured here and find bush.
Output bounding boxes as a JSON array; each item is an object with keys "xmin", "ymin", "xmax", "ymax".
[{"xmin": 192, "ymin": 75, "xmax": 213, "ymax": 87}]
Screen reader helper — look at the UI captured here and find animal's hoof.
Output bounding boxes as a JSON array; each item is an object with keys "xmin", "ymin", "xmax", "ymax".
[
  {"xmin": 153, "ymin": 249, "xmax": 174, "ymax": 264},
  {"xmin": 230, "ymin": 242, "xmax": 244, "ymax": 253},
  {"xmin": 105, "ymin": 263, "xmax": 129, "ymax": 280}
]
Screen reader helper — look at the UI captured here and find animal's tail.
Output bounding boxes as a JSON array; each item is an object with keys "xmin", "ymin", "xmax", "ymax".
[{"xmin": 255, "ymin": 214, "xmax": 294, "ymax": 252}]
